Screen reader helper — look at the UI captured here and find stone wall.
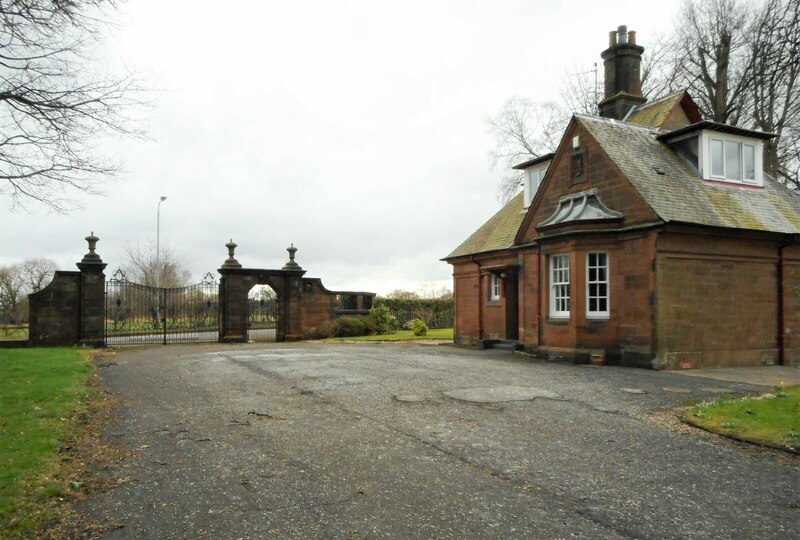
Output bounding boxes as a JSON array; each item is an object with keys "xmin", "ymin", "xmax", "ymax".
[
  {"xmin": 28, "ymin": 271, "xmax": 81, "ymax": 346},
  {"xmin": 27, "ymin": 233, "xmax": 106, "ymax": 346},
  {"xmin": 655, "ymin": 229, "xmax": 785, "ymax": 369}
]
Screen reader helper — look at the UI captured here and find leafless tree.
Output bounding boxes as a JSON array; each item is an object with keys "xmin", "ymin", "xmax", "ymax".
[
  {"xmin": 560, "ymin": 65, "xmax": 601, "ymax": 117},
  {"xmin": 640, "ymin": 33, "xmax": 682, "ymax": 100},
  {"xmin": 385, "ymin": 289, "xmax": 420, "ymax": 300},
  {"xmin": 19, "ymin": 257, "xmax": 57, "ymax": 292},
  {"xmin": 123, "ymin": 242, "xmax": 191, "ymax": 288},
  {"xmin": 749, "ymin": 0, "xmax": 800, "ymax": 187},
  {"xmin": 0, "ymin": 0, "xmax": 147, "ymax": 212},
  {"xmin": 673, "ymin": 0, "xmax": 752, "ymax": 125},
  {"xmin": 487, "ymin": 98, "xmax": 566, "ymax": 201},
  {"xmin": 0, "ymin": 264, "xmax": 25, "ymax": 326}
]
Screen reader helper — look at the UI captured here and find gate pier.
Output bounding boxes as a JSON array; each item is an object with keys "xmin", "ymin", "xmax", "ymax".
[{"xmin": 26, "ymin": 235, "xmax": 376, "ymax": 347}]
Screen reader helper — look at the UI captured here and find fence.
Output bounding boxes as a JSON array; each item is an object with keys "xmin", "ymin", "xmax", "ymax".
[{"xmin": 375, "ymin": 298, "xmax": 454, "ymax": 329}]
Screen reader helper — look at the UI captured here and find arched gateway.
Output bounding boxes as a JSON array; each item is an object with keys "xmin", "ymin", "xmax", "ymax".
[
  {"xmin": 26, "ymin": 235, "xmax": 375, "ymax": 346},
  {"xmin": 218, "ymin": 241, "xmax": 375, "ymax": 342}
]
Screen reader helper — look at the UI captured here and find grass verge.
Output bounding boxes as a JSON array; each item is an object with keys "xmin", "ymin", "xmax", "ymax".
[
  {"xmin": 324, "ymin": 328, "xmax": 454, "ymax": 342},
  {"xmin": 0, "ymin": 347, "xmax": 97, "ymax": 537},
  {"xmin": 681, "ymin": 384, "xmax": 800, "ymax": 452},
  {"xmin": 0, "ymin": 326, "xmax": 28, "ymax": 341}
]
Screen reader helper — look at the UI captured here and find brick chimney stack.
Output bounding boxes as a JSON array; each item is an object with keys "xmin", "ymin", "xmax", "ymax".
[{"xmin": 598, "ymin": 25, "xmax": 646, "ymax": 120}]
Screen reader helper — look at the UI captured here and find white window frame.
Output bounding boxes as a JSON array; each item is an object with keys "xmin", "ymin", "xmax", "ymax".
[
  {"xmin": 523, "ymin": 162, "xmax": 550, "ymax": 208},
  {"xmin": 700, "ymin": 131, "xmax": 762, "ymax": 186},
  {"xmin": 549, "ymin": 254, "xmax": 570, "ymax": 318},
  {"xmin": 586, "ymin": 252, "xmax": 610, "ymax": 319},
  {"xmin": 489, "ymin": 274, "xmax": 501, "ymax": 301}
]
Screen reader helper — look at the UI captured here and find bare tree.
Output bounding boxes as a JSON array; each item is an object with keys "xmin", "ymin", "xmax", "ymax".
[
  {"xmin": 560, "ymin": 65, "xmax": 601, "ymax": 117},
  {"xmin": 749, "ymin": 0, "xmax": 800, "ymax": 187},
  {"xmin": 487, "ymin": 98, "xmax": 566, "ymax": 202},
  {"xmin": 385, "ymin": 289, "xmax": 420, "ymax": 300},
  {"xmin": 0, "ymin": 264, "xmax": 25, "ymax": 327},
  {"xmin": 640, "ymin": 33, "xmax": 682, "ymax": 100},
  {"xmin": 673, "ymin": 0, "xmax": 752, "ymax": 125},
  {"xmin": 19, "ymin": 257, "xmax": 58, "ymax": 292},
  {"xmin": 0, "ymin": 0, "xmax": 146, "ymax": 212},
  {"xmin": 123, "ymin": 242, "xmax": 190, "ymax": 288}
]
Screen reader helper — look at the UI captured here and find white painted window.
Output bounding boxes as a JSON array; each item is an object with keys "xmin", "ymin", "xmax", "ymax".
[
  {"xmin": 705, "ymin": 134, "xmax": 760, "ymax": 185},
  {"xmin": 586, "ymin": 252, "xmax": 609, "ymax": 318},
  {"xmin": 549, "ymin": 254, "xmax": 570, "ymax": 318},
  {"xmin": 523, "ymin": 163, "xmax": 549, "ymax": 208},
  {"xmin": 489, "ymin": 274, "xmax": 501, "ymax": 301}
]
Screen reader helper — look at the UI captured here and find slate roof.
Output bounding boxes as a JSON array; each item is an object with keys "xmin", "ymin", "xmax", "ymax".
[
  {"xmin": 578, "ymin": 115, "xmax": 800, "ymax": 234},
  {"xmin": 444, "ymin": 192, "xmax": 525, "ymax": 259},
  {"xmin": 626, "ymin": 90, "xmax": 684, "ymax": 127}
]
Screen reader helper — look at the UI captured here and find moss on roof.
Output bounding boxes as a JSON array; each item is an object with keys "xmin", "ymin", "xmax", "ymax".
[
  {"xmin": 627, "ymin": 90, "xmax": 684, "ymax": 128},
  {"xmin": 579, "ymin": 115, "xmax": 800, "ymax": 234},
  {"xmin": 444, "ymin": 193, "xmax": 524, "ymax": 259}
]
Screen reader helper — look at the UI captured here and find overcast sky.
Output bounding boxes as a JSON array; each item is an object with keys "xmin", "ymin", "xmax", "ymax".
[{"xmin": 1, "ymin": 0, "xmax": 683, "ymax": 295}]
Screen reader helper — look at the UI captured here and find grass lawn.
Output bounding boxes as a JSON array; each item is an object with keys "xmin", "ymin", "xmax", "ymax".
[
  {"xmin": 0, "ymin": 348, "xmax": 96, "ymax": 537},
  {"xmin": 682, "ymin": 384, "xmax": 800, "ymax": 452},
  {"xmin": 0, "ymin": 326, "xmax": 28, "ymax": 341},
  {"xmin": 324, "ymin": 328, "xmax": 454, "ymax": 342}
]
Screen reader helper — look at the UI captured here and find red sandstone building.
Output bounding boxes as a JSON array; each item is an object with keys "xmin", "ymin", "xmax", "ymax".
[{"xmin": 444, "ymin": 26, "xmax": 800, "ymax": 369}]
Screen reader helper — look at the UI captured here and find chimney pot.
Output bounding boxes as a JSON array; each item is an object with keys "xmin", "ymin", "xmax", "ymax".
[{"xmin": 600, "ymin": 24, "xmax": 646, "ymax": 120}]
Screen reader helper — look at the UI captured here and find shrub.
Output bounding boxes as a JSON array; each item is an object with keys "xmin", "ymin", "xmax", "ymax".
[
  {"xmin": 368, "ymin": 305, "xmax": 396, "ymax": 335},
  {"xmin": 304, "ymin": 320, "xmax": 338, "ymax": 340},
  {"xmin": 405, "ymin": 318, "xmax": 428, "ymax": 336},
  {"xmin": 335, "ymin": 316, "xmax": 371, "ymax": 337}
]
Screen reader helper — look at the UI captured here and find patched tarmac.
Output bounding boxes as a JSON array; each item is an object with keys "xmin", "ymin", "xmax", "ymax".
[{"xmin": 79, "ymin": 343, "xmax": 800, "ymax": 539}]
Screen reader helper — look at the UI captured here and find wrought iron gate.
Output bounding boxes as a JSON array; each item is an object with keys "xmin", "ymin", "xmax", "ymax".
[
  {"xmin": 105, "ymin": 270, "xmax": 219, "ymax": 345},
  {"xmin": 248, "ymin": 286, "xmax": 278, "ymax": 342}
]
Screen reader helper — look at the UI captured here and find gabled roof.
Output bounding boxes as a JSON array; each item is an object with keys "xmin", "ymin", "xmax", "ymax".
[
  {"xmin": 443, "ymin": 193, "xmax": 524, "ymax": 260},
  {"xmin": 627, "ymin": 89, "xmax": 702, "ymax": 128},
  {"xmin": 578, "ymin": 115, "xmax": 800, "ymax": 234}
]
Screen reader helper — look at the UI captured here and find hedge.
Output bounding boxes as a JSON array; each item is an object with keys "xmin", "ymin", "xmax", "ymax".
[{"xmin": 373, "ymin": 298, "xmax": 454, "ymax": 329}]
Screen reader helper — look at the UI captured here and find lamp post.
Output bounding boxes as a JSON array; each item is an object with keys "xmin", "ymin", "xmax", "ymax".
[{"xmin": 156, "ymin": 196, "xmax": 167, "ymax": 287}]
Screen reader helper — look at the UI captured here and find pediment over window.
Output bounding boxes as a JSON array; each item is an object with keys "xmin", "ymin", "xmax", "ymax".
[{"xmin": 538, "ymin": 188, "xmax": 623, "ymax": 228}]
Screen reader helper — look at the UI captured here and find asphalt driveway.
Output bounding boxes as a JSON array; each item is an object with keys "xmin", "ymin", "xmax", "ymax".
[{"xmin": 80, "ymin": 342, "xmax": 799, "ymax": 539}]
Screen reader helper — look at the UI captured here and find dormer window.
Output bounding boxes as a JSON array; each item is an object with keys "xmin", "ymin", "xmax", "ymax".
[
  {"xmin": 512, "ymin": 153, "xmax": 554, "ymax": 209},
  {"xmin": 709, "ymin": 137, "xmax": 757, "ymax": 184},
  {"xmin": 524, "ymin": 164, "xmax": 548, "ymax": 207},
  {"xmin": 658, "ymin": 122, "xmax": 772, "ymax": 188}
]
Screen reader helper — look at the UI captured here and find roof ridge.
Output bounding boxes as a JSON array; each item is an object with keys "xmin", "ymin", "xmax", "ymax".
[
  {"xmin": 576, "ymin": 114, "xmax": 659, "ymax": 133},
  {"xmin": 631, "ymin": 89, "xmax": 685, "ymax": 111}
]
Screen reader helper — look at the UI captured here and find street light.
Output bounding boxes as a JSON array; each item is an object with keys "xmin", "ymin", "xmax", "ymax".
[{"xmin": 156, "ymin": 196, "xmax": 167, "ymax": 287}]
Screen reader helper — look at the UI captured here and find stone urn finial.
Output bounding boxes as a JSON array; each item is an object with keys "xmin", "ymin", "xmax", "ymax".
[
  {"xmin": 282, "ymin": 243, "xmax": 301, "ymax": 270},
  {"xmin": 221, "ymin": 238, "xmax": 242, "ymax": 269},
  {"xmin": 81, "ymin": 231, "xmax": 102, "ymax": 263}
]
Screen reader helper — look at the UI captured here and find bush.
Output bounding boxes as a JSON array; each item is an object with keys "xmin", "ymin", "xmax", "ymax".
[
  {"xmin": 304, "ymin": 320, "xmax": 338, "ymax": 339},
  {"xmin": 404, "ymin": 318, "xmax": 428, "ymax": 336},
  {"xmin": 335, "ymin": 316, "xmax": 372, "ymax": 337},
  {"xmin": 368, "ymin": 305, "xmax": 396, "ymax": 335}
]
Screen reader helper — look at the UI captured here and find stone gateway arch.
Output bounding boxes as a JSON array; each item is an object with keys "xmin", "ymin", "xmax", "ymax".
[{"xmin": 26, "ymin": 235, "xmax": 375, "ymax": 346}]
